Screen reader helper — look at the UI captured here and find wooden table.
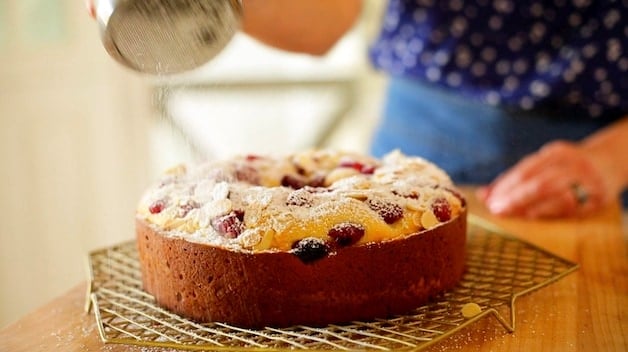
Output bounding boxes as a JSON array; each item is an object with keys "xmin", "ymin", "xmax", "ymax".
[{"xmin": 1, "ymin": 188, "xmax": 626, "ymax": 351}]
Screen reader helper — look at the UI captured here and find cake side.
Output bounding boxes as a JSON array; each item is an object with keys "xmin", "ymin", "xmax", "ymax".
[
  {"xmin": 135, "ymin": 149, "xmax": 468, "ymax": 328},
  {"xmin": 136, "ymin": 209, "xmax": 466, "ymax": 328}
]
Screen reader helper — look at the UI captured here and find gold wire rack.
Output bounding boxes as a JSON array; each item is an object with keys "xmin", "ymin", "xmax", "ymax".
[{"xmin": 85, "ymin": 215, "xmax": 578, "ymax": 351}]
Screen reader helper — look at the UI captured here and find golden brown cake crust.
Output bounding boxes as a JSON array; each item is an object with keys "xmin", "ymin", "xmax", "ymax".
[{"xmin": 136, "ymin": 209, "xmax": 466, "ymax": 328}]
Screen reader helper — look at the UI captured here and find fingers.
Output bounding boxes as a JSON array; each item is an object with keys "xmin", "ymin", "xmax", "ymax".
[
  {"xmin": 488, "ymin": 166, "xmax": 573, "ymax": 215},
  {"xmin": 522, "ymin": 187, "xmax": 578, "ymax": 218},
  {"xmin": 86, "ymin": 0, "xmax": 96, "ymax": 19},
  {"xmin": 475, "ymin": 186, "xmax": 490, "ymax": 203},
  {"xmin": 480, "ymin": 141, "xmax": 608, "ymax": 218},
  {"xmin": 486, "ymin": 150, "xmax": 553, "ymax": 200}
]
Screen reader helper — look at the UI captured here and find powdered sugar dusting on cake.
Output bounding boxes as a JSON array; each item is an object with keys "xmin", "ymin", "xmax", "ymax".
[{"xmin": 137, "ymin": 150, "xmax": 464, "ymax": 252}]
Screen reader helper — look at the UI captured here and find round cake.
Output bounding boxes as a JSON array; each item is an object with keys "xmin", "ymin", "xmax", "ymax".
[{"xmin": 136, "ymin": 149, "xmax": 467, "ymax": 328}]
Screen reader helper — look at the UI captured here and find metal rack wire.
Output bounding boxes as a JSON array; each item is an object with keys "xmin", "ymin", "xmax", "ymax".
[{"xmin": 85, "ymin": 215, "xmax": 578, "ymax": 351}]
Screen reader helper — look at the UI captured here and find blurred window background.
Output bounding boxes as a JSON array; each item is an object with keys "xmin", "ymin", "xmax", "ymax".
[
  {"xmin": 148, "ymin": 2, "xmax": 387, "ymax": 171},
  {"xmin": 0, "ymin": 0, "xmax": 386, "ymax": 327}
]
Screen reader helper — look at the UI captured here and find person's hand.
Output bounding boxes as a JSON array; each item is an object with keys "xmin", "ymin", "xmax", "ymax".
[
  {"xmin": 86, "ymin": 0, "xmax": 96, "ymax": 19},
  {"xmin": 477, "ymin": 140, "xmax": 611, "ymax": 218}
]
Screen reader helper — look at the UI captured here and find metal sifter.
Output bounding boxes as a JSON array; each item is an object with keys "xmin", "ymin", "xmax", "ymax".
[{"xmin": 94, "ymin": 0, "xmax": 242, "ymax": 75}]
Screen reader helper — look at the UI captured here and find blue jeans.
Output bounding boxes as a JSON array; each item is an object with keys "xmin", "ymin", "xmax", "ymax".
[{"xmin": 370, "ymin": 77, "xmax": 627, "ymax": 206}]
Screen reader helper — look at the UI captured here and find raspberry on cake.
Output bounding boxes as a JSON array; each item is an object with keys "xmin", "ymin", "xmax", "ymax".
[{"xmin": 136, "ymin": 149, "xmax": 467, "ymax": 328}]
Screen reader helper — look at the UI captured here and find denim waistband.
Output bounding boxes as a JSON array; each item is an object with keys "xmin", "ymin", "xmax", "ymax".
[{"xmin": 370, "ymin": 77, "xmax": 612, "ymax": 183}]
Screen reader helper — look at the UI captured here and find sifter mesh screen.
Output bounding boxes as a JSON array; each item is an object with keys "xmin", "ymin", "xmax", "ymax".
[
  {"xmin": 107, "ymin": 0, "xmax": 240, "ymax": 74},
  {"xmin": 85, "ymin": 215, "xmax": 578, "ymax": 351}
]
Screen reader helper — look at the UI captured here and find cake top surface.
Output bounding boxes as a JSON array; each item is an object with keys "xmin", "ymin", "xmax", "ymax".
[{"xmin": 137, "ymin": 149, "xmax": 465, "ymax": 255}]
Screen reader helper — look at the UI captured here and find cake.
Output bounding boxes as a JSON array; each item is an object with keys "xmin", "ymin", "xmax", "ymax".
[{"xmin": 136, "ymin": 149, "xmax": 467, "ymax": 328}]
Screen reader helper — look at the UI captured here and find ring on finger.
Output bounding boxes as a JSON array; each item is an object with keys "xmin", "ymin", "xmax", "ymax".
[{"xmin": 570, "ymin": 183, "xmax": 589, "ymax": 206}]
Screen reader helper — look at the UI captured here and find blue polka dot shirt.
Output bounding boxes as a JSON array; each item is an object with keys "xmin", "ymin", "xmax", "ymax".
[{"xmin": 369, "ymin": 0, "xmax": 627, "ymax": 119}]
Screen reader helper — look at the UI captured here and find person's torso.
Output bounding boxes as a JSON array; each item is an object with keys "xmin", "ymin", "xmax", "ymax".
[{"xmin": 369, "ymin": 0, "xmax": 627, "ymax": 120}]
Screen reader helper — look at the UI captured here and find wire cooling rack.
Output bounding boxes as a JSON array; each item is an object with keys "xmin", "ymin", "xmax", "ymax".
[{"xmin": 85, "ymin": 215, "xmax": 578, "ymax": 351}]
